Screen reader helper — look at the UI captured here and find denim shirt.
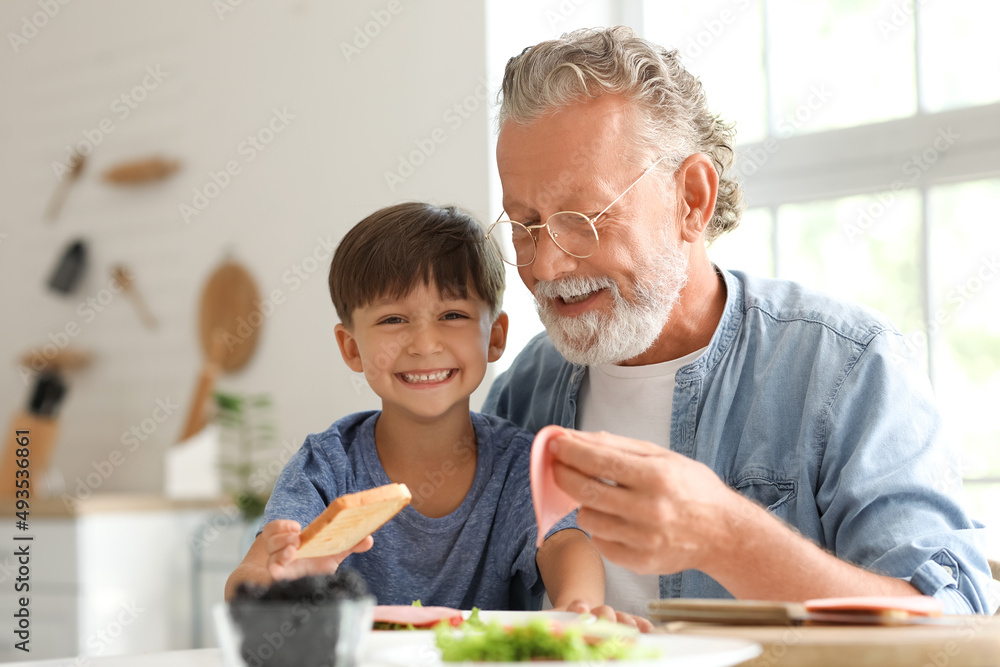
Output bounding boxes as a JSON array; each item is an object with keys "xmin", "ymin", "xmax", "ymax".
[{"xmin": 484, "ymin": 268, "xmax": 996, "ymax": 614}]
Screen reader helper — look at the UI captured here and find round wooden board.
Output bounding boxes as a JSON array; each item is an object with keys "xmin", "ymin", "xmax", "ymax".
[{"xmin": 197, "ymin": 261, "xmax": 261, "ymax": 372}]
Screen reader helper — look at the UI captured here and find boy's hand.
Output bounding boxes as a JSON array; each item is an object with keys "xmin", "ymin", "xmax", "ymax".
[
  {"xmin": 558, "ymin": 600, "xmax": 654, "ymax": 633},
  {"xmin": 263, "ymin": 519, "xmax": 374, "ymax": 581}
]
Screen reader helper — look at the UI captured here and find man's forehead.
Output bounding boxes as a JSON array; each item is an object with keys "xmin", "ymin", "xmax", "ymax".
[
  {"xmin": 496, "ymin": 95, "xmax": 638, "ymax": 211},
  {"xmin": 497, "ymin": 96, "xmax": 632, "ymax": 165}
]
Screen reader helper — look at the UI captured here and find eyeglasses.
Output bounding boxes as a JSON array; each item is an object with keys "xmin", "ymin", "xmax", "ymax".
[{"xmin": 486, "ymin": 156, "xmax": 669, "ymax": 267}]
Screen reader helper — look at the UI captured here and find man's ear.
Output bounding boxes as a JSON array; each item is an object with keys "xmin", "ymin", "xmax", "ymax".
[
  {"xmin": 675, "ymin": 153, "xmax": 719, "ymax": 243},
  {"xmin": 335, "ymin": 323, "xmax": 364, "ymax": 373},
  {"xmin": 487, "ymin": 311, "xmax": 509, "ymax": 363}
]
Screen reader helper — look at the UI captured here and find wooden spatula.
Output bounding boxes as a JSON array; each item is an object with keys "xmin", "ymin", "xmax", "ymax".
[{"xmin": 178, "ymin": 259, "xmax": 262, "ymax": 441}]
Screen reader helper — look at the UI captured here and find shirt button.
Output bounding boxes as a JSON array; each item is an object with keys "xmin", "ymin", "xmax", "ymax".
[{"xmin": 941, "ymin": 565, "xmax": 954, "ymax": 577}]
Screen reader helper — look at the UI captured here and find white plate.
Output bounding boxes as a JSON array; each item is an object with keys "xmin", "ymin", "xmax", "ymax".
[{"xmin": 366, "ymin": 633, "xmax": 762, "ymax": 667}]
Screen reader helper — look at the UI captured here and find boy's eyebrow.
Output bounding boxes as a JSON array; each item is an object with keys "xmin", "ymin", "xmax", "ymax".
[{"xmin": 365, "ymin": 293, "xmax": 477, "ymax": 309}]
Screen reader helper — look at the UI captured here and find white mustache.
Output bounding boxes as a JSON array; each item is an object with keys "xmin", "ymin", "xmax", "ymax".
[{"xmin": 532, "ymin": 275, "xmax": 618, "ymax": 301}]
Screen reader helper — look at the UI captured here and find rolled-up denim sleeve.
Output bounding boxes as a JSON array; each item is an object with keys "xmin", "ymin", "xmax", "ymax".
[{"xmin": 816, "ymin": 331, "xmax": 997, "ymax": 614}]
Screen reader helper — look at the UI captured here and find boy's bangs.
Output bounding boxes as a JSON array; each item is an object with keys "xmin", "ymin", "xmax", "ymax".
[
  {"xmin": 359, "ymin": 244, "xmax": 476, "ymax": 310},
  {"xmin": 329, "ymin": 203, "xmax": 504, "ymax": 327}
]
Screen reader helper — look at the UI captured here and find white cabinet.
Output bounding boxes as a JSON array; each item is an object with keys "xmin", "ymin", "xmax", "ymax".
[{"xmin": 0, "ymin": 496, "xmax": 244, "ymax": 661}]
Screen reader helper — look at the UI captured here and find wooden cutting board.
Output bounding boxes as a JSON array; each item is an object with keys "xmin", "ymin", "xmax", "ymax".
[{"xmin": 660, "ymin": 616, "xmax": 1000, "ymax": 667}]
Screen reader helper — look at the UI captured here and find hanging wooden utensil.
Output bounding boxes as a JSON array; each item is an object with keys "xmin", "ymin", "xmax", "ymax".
[
  {"xmin": 178, "ymin": 259, "xmax": 262, "ymax": 441},
  {"xmin": 111, "ymin": 264, "xmax": 159, "ymax": 330},
  {"xmin": 102, "ymin": 156, "xmax": 180, "ymax": 185},
  {"xmin": 45, "ymin": 152, "xmax": 86, "ymax": 221}
]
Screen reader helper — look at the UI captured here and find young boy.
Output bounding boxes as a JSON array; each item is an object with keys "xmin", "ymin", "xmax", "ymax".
[{"xmin": 226, "ymin": 202, "xmax": 605, "ymax": 611}]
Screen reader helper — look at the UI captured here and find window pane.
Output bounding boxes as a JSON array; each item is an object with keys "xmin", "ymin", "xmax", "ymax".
[
  {"xmin": 643, "ymin": 0, "xmax": 767, "ymax": 144},
  {"xmin": 776, "ymin": 191, "xmax": 923, "ymax": 338},
  {"xmin": 928, "ymin": 179, "xmax": 1000, "ymax": 477},
  {"xmin": 708, "ymin": 207, "xmax": 773, "ymax": 276},
  {"xmin": 919, "ymin": 1, "xmax": 1000, "ymax": 112},
  {"xmin": 766, "ymin": 0, "xmax": 916, "ymax": 135}
]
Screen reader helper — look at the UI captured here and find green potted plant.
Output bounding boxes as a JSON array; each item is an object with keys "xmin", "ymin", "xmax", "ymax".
[{"xmin": 214, "ymin": 391, "xmax": 277, "ymax": 521}]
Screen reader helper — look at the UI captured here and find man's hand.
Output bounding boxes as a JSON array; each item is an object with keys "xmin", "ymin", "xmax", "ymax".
[
  {"xmin": 263, "ymin": 519, "xmax": 374, "ymax": 581},
  {"xmin": 559, "ymin": 600, "xmax": 654, "ymax": 633},
  {"xmin": 547, "ymin": 429, "xmax": 745, "ymax": 577},
  {"xmin": 546, "ymin": 428, "xmax": 924, "ymax": 602}
]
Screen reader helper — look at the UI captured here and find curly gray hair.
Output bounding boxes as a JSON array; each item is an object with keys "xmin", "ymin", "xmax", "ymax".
[{"xmin": 498, "ymin": 26, "xmax": 744, "ymax": 243}]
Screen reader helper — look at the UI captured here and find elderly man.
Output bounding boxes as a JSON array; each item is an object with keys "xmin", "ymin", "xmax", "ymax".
[{"xmin": 484, "ymin": 26, "xmax": 995, "ymax": 618}]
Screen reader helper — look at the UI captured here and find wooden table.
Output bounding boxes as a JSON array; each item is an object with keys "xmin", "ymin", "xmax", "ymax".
[{"xmin": 663, "ymin": 616, "xmax": 1000, "ymax": 666}]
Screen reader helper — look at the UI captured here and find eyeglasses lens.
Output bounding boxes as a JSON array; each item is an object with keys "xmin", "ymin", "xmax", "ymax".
[
  {"xmin": 548, "ymin": 212, "xmax": 597, "ymax": 258},
  {"xmin": 489, "ymin": 221, "xmax": 535, "ymax": 266}
]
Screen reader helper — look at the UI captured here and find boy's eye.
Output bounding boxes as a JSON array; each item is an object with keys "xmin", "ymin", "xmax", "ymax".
[
  {"xmin": 378, "ymin": 316, "xmax": 406, "ymax": 325},
  {"xmin": 441, "ymin": 312, "xmax": 468, "ymax": 321}
]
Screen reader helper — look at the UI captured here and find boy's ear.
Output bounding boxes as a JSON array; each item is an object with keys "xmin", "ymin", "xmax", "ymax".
[
  {"xmin": 487, "ymin": 311, "xmax": 509, "ymax": 363},
  {"xmin": 335, "ymin": 323, "xmax": 365, "ymax": 373}
]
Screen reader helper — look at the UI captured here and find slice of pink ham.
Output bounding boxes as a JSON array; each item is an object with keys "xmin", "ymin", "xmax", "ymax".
[
  {"xmin": 804, "ymin": 595, "xmax": 944, "ymax": 617},
  {"xmin": 530, "ymin": 425, "xmax": 580, "ymax": 548},
  {"xmin": 373, "ymin": 605, "xmax": 464, "ymax": 627}
]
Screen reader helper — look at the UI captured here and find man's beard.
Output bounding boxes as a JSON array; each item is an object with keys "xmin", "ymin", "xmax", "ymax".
[{"xmin": 533, "ymin": 240, "xmax": 689, "ymax": 366}]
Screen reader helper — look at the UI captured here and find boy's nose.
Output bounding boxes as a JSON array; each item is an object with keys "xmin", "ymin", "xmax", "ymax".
[
  {"xmin": 407, "ymin": 323, "xmax": 443, "ymax": 355},
  {"xmin": 530, "ymin": 227, "xmax": 579, "ymax": 283}
]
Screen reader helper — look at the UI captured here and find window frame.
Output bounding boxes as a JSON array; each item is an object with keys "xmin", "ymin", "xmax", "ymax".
[{"xmin": 635, "ymin": 0, "xmax": 1000, "ymax": 494}]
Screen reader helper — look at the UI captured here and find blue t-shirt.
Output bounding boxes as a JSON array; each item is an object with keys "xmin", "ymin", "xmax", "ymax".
[{"xmin": 262, "ymin": 410, "xmax": 572, "ymax": 609}]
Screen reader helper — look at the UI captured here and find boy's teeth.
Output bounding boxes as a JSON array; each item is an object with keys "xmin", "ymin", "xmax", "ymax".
[{"xmin": 402, "ymin": 370, "xmax": 451, "ymax": 383}]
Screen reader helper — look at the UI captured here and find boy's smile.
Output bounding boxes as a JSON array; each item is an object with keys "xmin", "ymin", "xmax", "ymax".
[
  {"xmin": 398, "ymin": 369, "xmax": 455, "ymax": 385},
  {"xmin": 335, "ymin": 282, "xmax": 507, "ymax": 424}
]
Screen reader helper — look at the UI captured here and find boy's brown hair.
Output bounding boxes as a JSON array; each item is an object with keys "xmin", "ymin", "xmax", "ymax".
[{"xmin": 329, "ymin": 202, "xmax": 505, "ymax": 328}]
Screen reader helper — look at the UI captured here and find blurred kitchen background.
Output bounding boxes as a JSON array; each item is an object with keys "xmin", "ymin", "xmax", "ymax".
[{"xmin": 1, "ymin": 0, "xmax": 998, "ymax": 660}]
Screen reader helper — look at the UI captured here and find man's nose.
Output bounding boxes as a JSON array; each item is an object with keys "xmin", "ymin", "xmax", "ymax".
[{"xmin": 530, "ymin": 226, "xmax": 579, "ymax": 283}]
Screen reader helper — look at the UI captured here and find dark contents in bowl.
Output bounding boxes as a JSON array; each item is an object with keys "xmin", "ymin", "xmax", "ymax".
[{"xmin": 230, "ymin": 569, "xmax": 372, "ymax": 667}]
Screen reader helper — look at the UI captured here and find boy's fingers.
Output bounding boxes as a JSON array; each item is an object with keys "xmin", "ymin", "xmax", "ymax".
[
  {"xmin": 562, "ymin": 599, "xmax": 592, "ymax": 614},
  {"xmin": 348, "ymin": 535, "xmax": 374, "ymax": 554},
  {"xmin": 272, "ymin": 544, "xmax": 296, "ymax": 566},
  {"xmin": 263, "ymin": 519, "xmax": 302, "ymax": 535},
  {"xmin": 590, "ymin": 604, "xmax": 620, "ymax": 623},
  {"xmin": 265, "ymin": 530, "xmax": 300, "ymax": 556},
  {"xmin": 633, "ymin": 615, "xmax": 654, "ymax": 633}
]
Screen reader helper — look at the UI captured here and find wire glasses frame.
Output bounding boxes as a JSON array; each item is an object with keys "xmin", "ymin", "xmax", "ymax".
[{"xmin": 486, "ymin": 155, "xmax": 669, "ymax": 267}]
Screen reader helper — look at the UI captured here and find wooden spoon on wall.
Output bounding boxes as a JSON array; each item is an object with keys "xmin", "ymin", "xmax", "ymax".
[{"xmin": 178, "ymin": 259, "xmax": 262, "ymax": 441}]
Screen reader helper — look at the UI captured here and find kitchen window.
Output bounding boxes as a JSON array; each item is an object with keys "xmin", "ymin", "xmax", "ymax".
[{"xmin": 645, "ymin": 0, "xmax": 1000, "ymax": 555}]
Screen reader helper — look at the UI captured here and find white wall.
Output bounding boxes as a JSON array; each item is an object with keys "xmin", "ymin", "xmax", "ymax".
[
  {"xmin": 485, "ymin": 0, "xmax": 627, "ymax": 372},
  {"xmin": 0, "ymin": 0, "xmax": 493, "ymax": 495}
]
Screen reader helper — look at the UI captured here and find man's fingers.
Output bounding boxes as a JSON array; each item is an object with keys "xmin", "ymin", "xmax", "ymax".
[
  {"xmin": 551, "ymin": 457, "xmax": 645, "ymax": 519},
  {"xmin": 575, "ymin": 504, "xmax": 656, "ymax": 550},
  {"xmin": 549, "ymin": 432, "xmax": 659, "ymax": 490},
  {"xmin": 589, "ymin": 535, "xmax": 665, "ymax": 575},
  {"xmin": 565, "ymin": 429, "xmax": 664, "ymax": 457}
]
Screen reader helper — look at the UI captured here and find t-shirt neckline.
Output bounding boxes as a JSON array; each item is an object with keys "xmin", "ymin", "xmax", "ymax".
[
  {"xmin": 358, "ymin": 411, "xmax": 489, "ymax": 533},
  {"xmin": 592, "ymin": 345, "xmax": 708, "ymax": 379}
]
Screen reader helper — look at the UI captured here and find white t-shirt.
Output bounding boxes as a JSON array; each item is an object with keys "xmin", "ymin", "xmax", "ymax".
[{"xmin": 576, "ymin": 346, "xmax": 707, "ymax": 618}]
